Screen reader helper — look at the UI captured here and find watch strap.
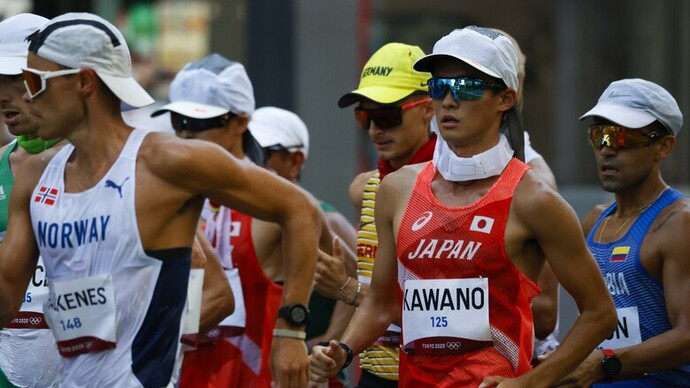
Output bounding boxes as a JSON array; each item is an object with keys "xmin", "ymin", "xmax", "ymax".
[
  {"xmin": 339, "ymin": 342, "xmax": 354, "ymax": 369},
  {"xmin": 273, "ymin": 328, "xmax": 306, "ymax": 340}
]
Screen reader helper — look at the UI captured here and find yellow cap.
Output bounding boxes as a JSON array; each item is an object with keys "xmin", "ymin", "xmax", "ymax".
[{"xmin": 338, "ymin": 43, "xmax": 431, "ymax": 107}]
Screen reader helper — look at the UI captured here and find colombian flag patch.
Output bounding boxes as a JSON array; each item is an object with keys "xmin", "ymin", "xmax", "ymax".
[{"xmin": 610, "ymin": 246, "xmax": 630, "ymax": 262}]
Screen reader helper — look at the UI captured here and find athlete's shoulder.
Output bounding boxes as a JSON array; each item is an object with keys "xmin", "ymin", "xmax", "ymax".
[
  {"xmin": 349, "ymin": 169, "xmax": 378, "ymax": 209},
  {"xmin": 12, "ymin": 148, "xmax": 59, "ymax": 195},
  {"xmin": 657, "ymin": 194, "xmax": 690, "ymax": 230},
  {"xmin": 378, "ymin": 164, "xmax": 420, "ymax": 198},
  {"xmin": 513, "ymin": 169, "xmax": 571, "ymax": 220},
  {"xmin": 349, "ymin": 170, "xmax": 378, "ymax": 194},
  {"xmin": 139, "ymin": 131, "xmax": 235, "ymax": 174}
]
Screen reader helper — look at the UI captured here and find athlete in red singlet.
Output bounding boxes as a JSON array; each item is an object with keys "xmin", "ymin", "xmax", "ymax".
[{"xmin": 311, "ymin": 26, "xmax": 616, "ymax": 387}]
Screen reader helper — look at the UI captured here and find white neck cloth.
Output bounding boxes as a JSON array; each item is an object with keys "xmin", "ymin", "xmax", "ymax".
[{"xmin": 433, "ymin": 133, "xmax": 514, "ymax": 182}]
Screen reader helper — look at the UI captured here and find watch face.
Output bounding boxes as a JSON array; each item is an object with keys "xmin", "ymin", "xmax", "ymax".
[
  {"xmin": 603, "ymin": 356, "xmax": 622, "ymax": 377},
  {"xmin": 290, "ymin": 306, "xmax": 306, "ymax": 323}
]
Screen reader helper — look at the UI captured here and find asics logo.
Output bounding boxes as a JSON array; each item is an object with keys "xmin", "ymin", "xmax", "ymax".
[
  {"xmin": 412, "ymin": 211, "xmax": 433, "ymax": 231},
  {"xmin": 469, "ymin": 215, "xmax": 494, "ymax": 234}
]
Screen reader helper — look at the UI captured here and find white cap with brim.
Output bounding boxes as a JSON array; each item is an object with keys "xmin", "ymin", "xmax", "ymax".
[
  {"xmin": 29, "ymin": 12, "xmax": 154, "ymax": 108},
  {"xmin": 580, "ymin": 78, "xmax": 683, "ymax": 136},
  {"xmin": 0, "ymin": 13, "xmax": 48, "ymax": 75},
  {"xmin": 151, "ymin": 54, "xmax": 255, "ymax": 120},
  {"xmin": 250, "ymin": 107, "xmax": 309, "ymax": 159},
  {"xmin": 414, "ymin": 26, "xmax": 519, "ymax": 91},
  {"xmin": 580, "ymin": 103, "xmax": 656, "ymax": 129}
]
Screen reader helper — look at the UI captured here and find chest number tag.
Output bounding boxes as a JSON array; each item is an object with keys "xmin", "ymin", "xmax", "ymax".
[{"xmin": 402, "ymin": 277, "xmax": 492, "ymax": 355}]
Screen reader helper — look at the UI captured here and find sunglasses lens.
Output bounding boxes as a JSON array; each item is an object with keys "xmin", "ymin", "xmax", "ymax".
[
  {"xmin": 170, "ymin": 113, "xmax": 186, "ymax": 131},
  {"xmin": 371, "ymin": 109, "xmax": 402, "ymax": 129},
  {"xmin": 588, "ymin": 125, "xmax": 654, "ymax": 150},
  {"xmin": 355, "ymin": 107, "xmax": 402, "ymax": 130},
  {"xmin": 428, "ymin": 78, "xmax": 486, "ymax": 101},
  {"xmin": 22, "ymin": 70, "xmax": 43, "ymax": 97},
  {"xmin": 427, "ymin": 78, "xmax": 449, "ymax": 99},
  {"xmin": 170, "ymin": 113, "xmax": 228, "ymax": 132},
  {"xmin": 354, "ymin": 108, "xmax": 370, "ymax": 130},
  {"xmin": 456, "ymin": 88, "xmax": 484, "ymax": 100}
]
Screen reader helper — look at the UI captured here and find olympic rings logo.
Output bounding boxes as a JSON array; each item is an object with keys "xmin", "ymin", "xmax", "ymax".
[
  {"xmin": 29, "ymin": 317, "xmax": 42, "ymax": 326},
  {"xmin": 446, "ymin": 341, "xmax": 461, "ymax": 350}
]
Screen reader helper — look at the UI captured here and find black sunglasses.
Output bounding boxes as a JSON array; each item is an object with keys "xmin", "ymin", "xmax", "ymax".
[{"xmin": 170, "ymin": 112, "xmax": 235, "ymax": 132}]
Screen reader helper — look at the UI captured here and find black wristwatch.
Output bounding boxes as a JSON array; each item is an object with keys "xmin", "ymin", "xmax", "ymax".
[
  {"xmin": 277, "ymin": 304, "xmax": 310, "ymax": 326},
  {"xmin": 601, "ymin": 348, "xmax": 622, "ymax": 379},
  {"xmin": 339, "ymin": 342, "xmax": 354, "ymax": 369}
]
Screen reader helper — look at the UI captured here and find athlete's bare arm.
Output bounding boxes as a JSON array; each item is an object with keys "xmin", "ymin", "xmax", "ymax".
[
  {"xmin": 308, "ymin": 236, "xmax": 358, "ymax": 349},
  {"xmin": 555, "ymin": 199, "xmax": 690, "ymax": 386},
  {"xmin": 313, "ymin": 171, "xmax": 375, "ymax": 301},
  {"xmin": 0, "ymin": 153, "xmax": 51, "ymax": 326},
  {"xmin": 484, "ymin": 172, "xmax": 617, "ymax": 386},
  {"xmin": 310, "ymin": 167, "xmax": 412, "ymax": 381},
  {"xmin": 527, "ymin": 157, "xmax": 560, "ymax": 341},
  {"xmin": 196, "ymin": 228, "xmax": 234, "ymax": 334},
  {"xmin": 140, "ymin": 132, "xmax": 320, "ymax": 388},
  {"xmin": 533, "ymin": 261, "xmax": 559, "ymax": 340}
]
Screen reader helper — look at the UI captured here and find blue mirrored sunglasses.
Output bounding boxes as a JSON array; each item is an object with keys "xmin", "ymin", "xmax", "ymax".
[{"xmin": 426, "ymin": 77, "xmax": 505, "ymax": 101}]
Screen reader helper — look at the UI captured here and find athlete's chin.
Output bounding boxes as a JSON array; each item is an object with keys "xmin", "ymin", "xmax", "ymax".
[{"xmin": 599, "ymin": 179, "xmax": 622, "ymax": 193}]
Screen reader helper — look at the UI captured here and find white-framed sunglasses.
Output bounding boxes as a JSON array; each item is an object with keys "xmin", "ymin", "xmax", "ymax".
[{"xmin": 21, "ymin": 67, "xmax": 80, "ymax": 99}]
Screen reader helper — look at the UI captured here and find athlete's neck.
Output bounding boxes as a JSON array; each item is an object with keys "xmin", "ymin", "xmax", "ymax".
[
  {"xmin": 433, "ymin": 134, "xmax": 513, "ymax": 182},
  {"xmin": 378, "ymin": 134, "xmax": 436, "ymax": 180}
]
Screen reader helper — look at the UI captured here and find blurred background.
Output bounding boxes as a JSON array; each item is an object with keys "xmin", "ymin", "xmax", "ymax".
[{"xmin": 3, "ymin": 0, "xmax": 689, "ymax": 340}]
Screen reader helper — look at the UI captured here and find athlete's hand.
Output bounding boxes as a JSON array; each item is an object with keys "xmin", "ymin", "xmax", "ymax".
[
  {"xmin": 309, "ymin": 340, "xmax": 344, "ymax": 382},
  {"xmin": 270, "ymin": 337, "xmax": 309, "ymax": 388},
  {"xmin": 314, "ymin": 237, "xmax": 348, "ymax": 299},
  {"xmin": 551, "ymin": 350, "xmax": 605, "ymax": 387}
]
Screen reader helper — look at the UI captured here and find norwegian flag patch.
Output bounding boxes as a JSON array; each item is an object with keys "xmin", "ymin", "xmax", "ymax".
[{"xmin": 34, "ymin": 186, "xmax": 59, "ymax": 206}]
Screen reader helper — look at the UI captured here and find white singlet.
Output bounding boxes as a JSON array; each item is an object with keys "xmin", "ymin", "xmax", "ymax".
[{"xmin": 29, "ymin": 129, "xmax": 190, "ymax": 387}]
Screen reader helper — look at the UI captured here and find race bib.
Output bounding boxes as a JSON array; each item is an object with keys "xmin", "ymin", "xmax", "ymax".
[
  {"xmin": 44, "ymin": 274, "xmax": 117, "ymax": 357},
  {"xmin": 7, "ymin": 258, "xmax": 51, "ymax": 329},
  {"xmin": 402, "ymin": 278, "xmax": 492, "ymax": 355},
  {"xmin": 598, "ymin": 306, "xmax": 642, "ymax": 349}
]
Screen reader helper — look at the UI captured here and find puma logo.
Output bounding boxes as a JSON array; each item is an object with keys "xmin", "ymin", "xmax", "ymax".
[{"xmin": 105, "ymin": 177, "xmax": 130, "ymax": 199}]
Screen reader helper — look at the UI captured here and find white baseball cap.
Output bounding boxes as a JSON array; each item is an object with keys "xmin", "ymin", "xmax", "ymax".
[
  {"xmin": 27, "ymin": 12, "xmax": 154, "ymax": 107},
  {"xmin": 414, "ymin": 26, "xmax": 519, "ymax": 91},
  {"xmin": 152, "ymin": 53, "xmax": 255, "ymax": 119},
  {"xmin": 250, "ymin": 107, "xmax": 309, "ymax": 159},
  {"xmin": 0, "ymin": 13, "xmax": 48, "ymax": 75},
  {"xmin": 580, "ymin": 78, "xmax": 683, "ymax": 136}
]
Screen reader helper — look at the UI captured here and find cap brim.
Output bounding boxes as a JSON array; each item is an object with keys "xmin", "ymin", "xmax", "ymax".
[
  {"xmin": 579, "ymin": 103, "xmax": 656, "ymax": 129},
  {"xmin": 338, "ymin": 87, "xmax": 420, "ymax": 108},
  {"xmin": 98, "ymin": 73, "xmax": 154, "ymax": 108},
  {"xmin": 0, "ymin": 57, "xmax": 25, "ymax": 75},
  {"xmin": 414, "ymin": 54, "xmax": 502, "ymax": 80},
  {"xmin": 150, "ymin": 101, "xmax": 230, "ymax": 119}
]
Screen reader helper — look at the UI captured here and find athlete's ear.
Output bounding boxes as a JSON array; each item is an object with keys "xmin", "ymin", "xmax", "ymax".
[
  {"xmin": 654, "ymin": 134, "xmax": 675, "ymax": 160},
  {"xmin": 288, "ymin": 151, "xmax": 305, "ymax": 181},
  {"xmin": 77, "ymin": 68, "xmax": 99, "ymax": 98},
  {"xmin": 498, "ymin": 89, "xmax": 517, "ymax": 113},
  {"xmin": 230, "ymin": 113, "xmax": 250, "ymax": 135}
]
